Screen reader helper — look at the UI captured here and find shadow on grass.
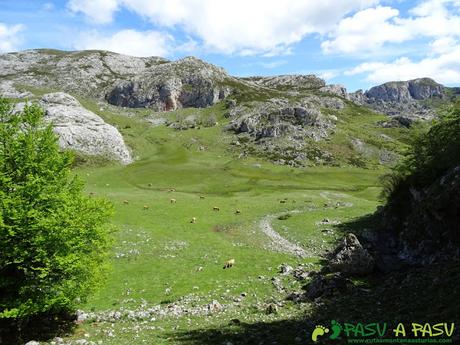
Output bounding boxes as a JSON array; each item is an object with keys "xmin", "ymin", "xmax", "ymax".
[
  {"xmin": 0, "ymin": 312, "xmax": 76, "ymax": 345},
  {"xmin": 333, "ymin": 211, "xmax": 382, "ymax": 237},
  {"xmin": 170, "ymin": 213, "xmax": 460, "ymax": 345},
  {"xmin": 171, "ymin": 317, "xmax": 316, "ymax": 345}
]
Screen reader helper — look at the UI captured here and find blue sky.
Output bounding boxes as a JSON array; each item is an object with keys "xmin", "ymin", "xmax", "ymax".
[{"xmin": 0, "ymin": 0, "xmax": 459, "ymax": 91}]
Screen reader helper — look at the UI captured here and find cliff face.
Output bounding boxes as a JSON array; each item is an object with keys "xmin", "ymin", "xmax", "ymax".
[
  {"xmin": 0, "ymin": 50, "xmax": 233, "ymax": 111},
  {"xmin": 105, "ymin": 57, "xmax": 232, "ymax": 110},
  {"xmin": 366, "ymin": 78, "xmax": 444, "ymax": 102},
  {"xmin": 356, "ymin": 78, "xmax": 447, "ymax": 121}
]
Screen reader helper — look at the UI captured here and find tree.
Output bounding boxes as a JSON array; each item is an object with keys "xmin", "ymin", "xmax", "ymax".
[{"xmin": 0, "ymin": 98, "xmax": 112, "ymax": 319}]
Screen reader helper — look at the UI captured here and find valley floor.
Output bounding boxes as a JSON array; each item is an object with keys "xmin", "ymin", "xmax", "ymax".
[
  {"xmin": 11, "ymin": 98, "xmax": 390, "ymax": 344},
  {"xmin": 62, "ymin": 150, "xmax": 383, "ymax": 344}
]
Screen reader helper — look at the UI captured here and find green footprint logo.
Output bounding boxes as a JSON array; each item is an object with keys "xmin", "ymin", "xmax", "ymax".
[
  {"xmin": 312, "ymin": 325, "xmax": 329, "ymax": 342},
  {"xmin": 329, "ymin": 320, "xmax": 343, "ymax": 340}
]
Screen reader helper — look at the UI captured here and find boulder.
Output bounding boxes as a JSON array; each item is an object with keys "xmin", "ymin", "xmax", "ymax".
[
  {"xmin": 319, "ymin": 84, "xmax": 348, "ymax": 99},
  {"xmin": 305, "ymin": 272, "xmax": 351, "ymax": 299},
  {"xmin": 278, "ymin": 263, "xmax": 293, "ymax": 275},
  {"xmin": 329, "ymin": 233, "xmax": 374, "ymax": 276},
  {"xmin": 40, "ymin": 92, "xmax": 132, "ymax": 164}
]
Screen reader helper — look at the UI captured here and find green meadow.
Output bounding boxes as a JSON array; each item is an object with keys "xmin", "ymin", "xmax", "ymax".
[{"xmin": 52, "ymin": 99, "xmax": 391, "ymax": 344}]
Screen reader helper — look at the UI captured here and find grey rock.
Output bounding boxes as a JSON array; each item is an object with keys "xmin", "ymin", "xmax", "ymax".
[
  {"xmin": 292, "ymin": 266, "xmax": 311, "ymax": 280},
  {"xmin": 39, "ymin": 92, "xmax": 132, "ymax": 164},
  {"xmin": 329, "ymin": 233, "xmax": 374, "ymax": 276},
  {"xmin": 278, "ymin": 263, "xmax": 293, "ymax": 275},
  {"xmin": 0, "ymin": 50, "xmax": 232, "ymax": 111},
  {"xmin": 0, "ymin": 81, "xmax": 33, "ymax": 98},
  {"xmin": 305, "ymin": 272, "xmax": 351, "ymax": 299},
  {"xmin": 319, "ymin": 84, "xmax": 348, "ymax": 99},
  {"xmin": 348, "ymin": 89, "xmax": 366, "ymax": 104},
  {"xmin": 362, "ymin": 78, "xmax": 445, "ymax": 120},
  {"xmin": 271, "ymin": 277, "xmax": 285, "ymax": 292},
  {"xmin": 245, "ymin": 74, "xmax": 325, "ymax": 90},
  {"xmin": 207, "ymin": 300, "xmax": 222, "ymax": 312},
  {"xmin": 265, "ymin": 303, "xmax": 278, "ymax": 314}
]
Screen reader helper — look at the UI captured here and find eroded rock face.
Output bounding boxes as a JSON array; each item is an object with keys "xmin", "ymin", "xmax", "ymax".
[
  {"xmin": 244, "ymin": 74, "xmax": 325, "ymax": 90},
  {"xmin": 40, "ymin": 92, "xmax": 132, "ymax": 164},
  {"xmin": 329, "ymin": 233, "xmax": 374, "ymax": 276},
  {"xmin": 105, "ymin": 57, "xmax": 231, "ymax": 110},
  {"xmin": 366, "ymin": 78, "xmax": 444, "ymax": 102},
  {"xmin": 342, "ymin": 78, "xmax": 447, "ymax": 121},
  {"xmin": 228, "ymin": 97, "xmax": 335, "ymax": 141},
  {"xmin": 0, "ymin": 50, "xmax": 232, "ymax": 111}
]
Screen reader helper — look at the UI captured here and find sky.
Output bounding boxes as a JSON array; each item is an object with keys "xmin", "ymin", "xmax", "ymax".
[{"xmin": 0, "ymin": 0, "xmax": 459, "ymax": 91}]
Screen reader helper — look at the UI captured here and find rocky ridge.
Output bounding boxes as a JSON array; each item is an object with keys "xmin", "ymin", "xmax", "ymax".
[
  {"xmin": 350, "ymin": 78, "xmax": 447, "ymax": 121},
  {"xmin": 0, "ymin": 50, "xmax": 233, "ymax": 111},
  {"xmin": 1, "ymin": 49, "xmax": 457, "ymax": 167}
]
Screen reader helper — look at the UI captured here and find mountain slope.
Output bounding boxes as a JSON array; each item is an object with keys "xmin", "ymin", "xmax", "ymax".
[{"xmin": 0, "ymin": 49, "xmax": 456, "ymax": 168}]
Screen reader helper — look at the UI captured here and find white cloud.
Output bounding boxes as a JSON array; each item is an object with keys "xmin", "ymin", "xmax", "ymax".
[
  {"xmin": 68, "ymin": 0, "xmax": 119, "ymax": 24},
  {"xmin": 0, "ymin": 23, "xmax": 24, "ymax": 53},
  {"xmin": 321, "ymin": 6, "xmax": 411, "ymax": 54},
  {"xmin": 345, "ymin": 45, "xmax": 460, "ymax": 84},
  {"xmin": 68, "ymin": 0, "xmax": 379, "ymax": 55},
  {"xmin": 322, "ymin": 0, "xmax": 460, "ymax": 55},
  {"xmin": 430, "ymin": 37, "xmax": 458, "ymax": 55},
  {"xmin": 74, "ymin": 29, "xmax": 173, "ymax": 57},
  {"xmin": 318, "ymin": 69, "xmax": 342, "ymax": 81}
]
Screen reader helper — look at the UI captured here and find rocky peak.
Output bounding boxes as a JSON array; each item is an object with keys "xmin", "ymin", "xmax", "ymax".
[
  {"xmin": 348, "ymin": 78, "xmax": 447, "ymax": 122},
  {"xmin": 365, "ymin": 78, "xmax": 444, "ymax": 102},
  {"xmin": 105, "ymin": 55, "xmax": 232, "ymax": 110}
]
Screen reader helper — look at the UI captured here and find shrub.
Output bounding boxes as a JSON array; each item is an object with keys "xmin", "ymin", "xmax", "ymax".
[
  {"xmin": 0, "ymin": 98, "xmax": 112, "ymax": 319},
  {"xmin": 381, "ymin": 101, "xmax": 460, "ymax": 207}
]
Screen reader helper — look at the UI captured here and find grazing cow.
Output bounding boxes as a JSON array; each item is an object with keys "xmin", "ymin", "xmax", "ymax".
[
  {"xmin": 223, "ymin": 258, "xmax": 235, "ymax": 269},
  {"xmin": 213, "ymin": 206, "xmax": 220, "ymax": 211},
  {"xmin": 170, "ymin": 198, "xmax": 177, "ymax": 204},
  {"xmin": 199, "ymin": 196, "xmax": 205, "ymax": 199},
  {"xmin": 123, "ymin": 200, "xmax": 129, "ymax": 205},
  {"xmin": 190, "ymin": 217, "xmax": 197, "ymax": 223},
  {"xmin": 143, "ymin": 205, "xmax": 149, "ymax": 210},
  {"xmin": 280, "ymin": 200, "xmax": 286, "ymax": 204},
  {"xmin": 235, "ymin": 209, "xmax": 241, "ymax": 214}
]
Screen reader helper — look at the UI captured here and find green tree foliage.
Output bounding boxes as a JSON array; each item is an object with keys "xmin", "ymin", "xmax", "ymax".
[
  {"xmin": 382, "ymin": 101, "xmax": 460, "ymax": 202},
  {"xmin": 0, "ymin": 98, "xmax": 112, "ymax": 319}
]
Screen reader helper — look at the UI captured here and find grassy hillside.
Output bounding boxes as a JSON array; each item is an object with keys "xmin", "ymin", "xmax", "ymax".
[
  {"xmin": 2, "ymin": 83, "xmax": 429, "ymax": 344},
  {"xmin": 0, "ymin": 94, "xmax": 390, "ymax": 344}
]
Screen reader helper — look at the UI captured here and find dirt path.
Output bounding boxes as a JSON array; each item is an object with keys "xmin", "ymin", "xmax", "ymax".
[{"xmin": 259, "ymin": 210, "xmax": 308, "ymax": 258}]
